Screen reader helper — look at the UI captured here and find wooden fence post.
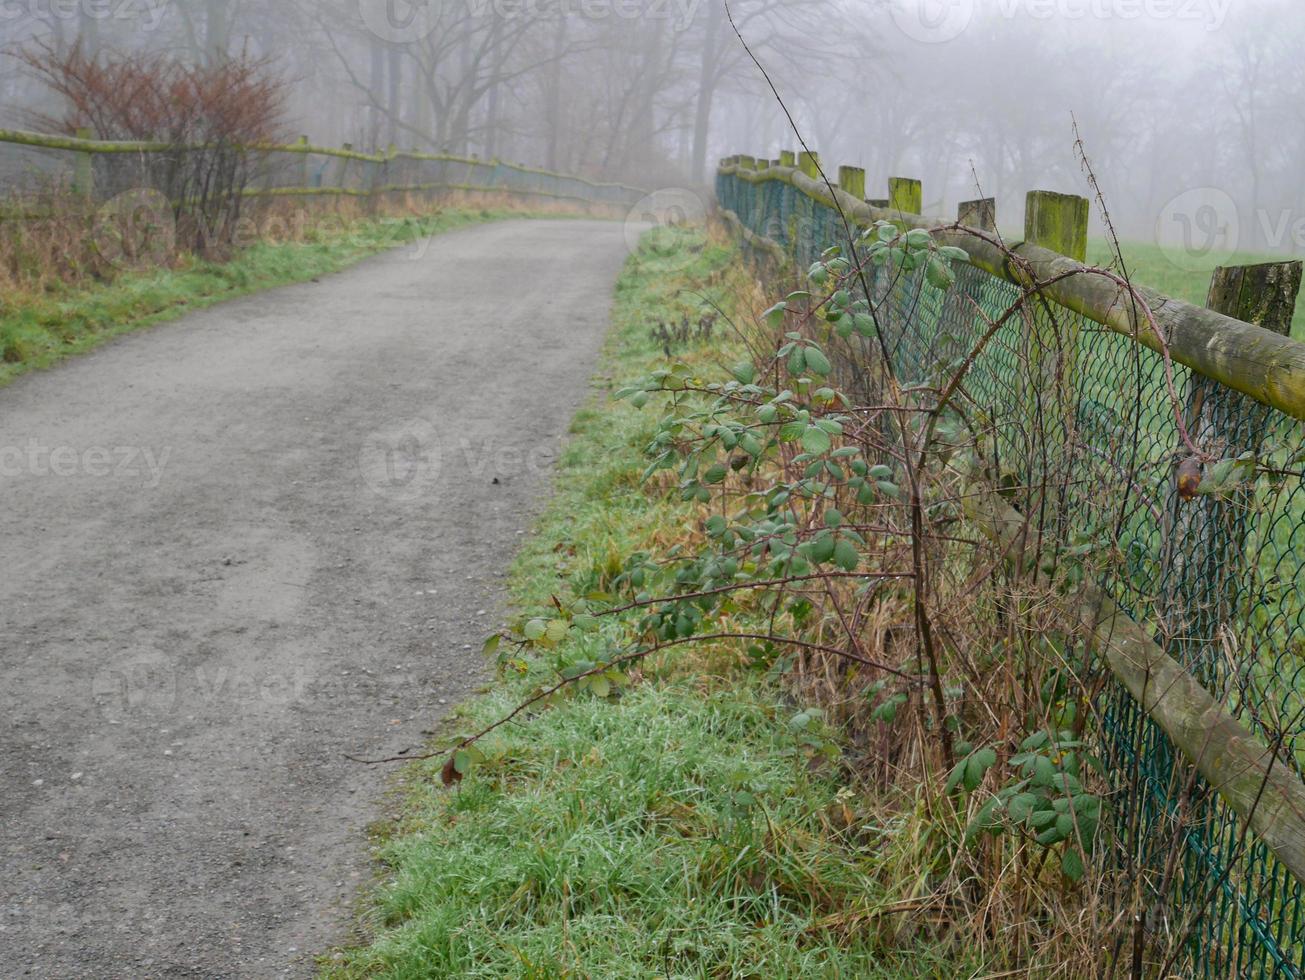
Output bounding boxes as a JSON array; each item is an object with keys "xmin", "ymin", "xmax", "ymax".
[
  {"xmin": 838, "ymin": 166, "xmax": 865, "ymax": 199},
  {"xmin": 888, "ymin": 177, "xmax": 921, "ymax": 215},
  {"xmin": 296, "ymin": 135, "xmax": 310, "ymax": 190},
  {"xmin": 739, "ymin": 154, "xmax": 756, "ymax": 170},
  {"xmin": 1165, "ymin": 261, "xmax": 1303, "ymax": 686},
  {"xmin": 958, "ymin": 198, "xmax": 996, "ymax": 232},
  {"xmin": 779, "ymin": 150, "xmax": 796, "ymax": 168},
  {"xmin": 74, "ymin": 127, "xmax": 94, "ymax": 199},
  {"xmin": 1024, "ymin": 189, "xmax": 1088, "ymax": 262},
  {"xmin": 1020, "ymin": 190, "xmax": 1090, "ymax": 486},
  {"xmin": 798, "ymin": 151, "xmax": 820, "ymax": 179},
  {"xmin": 335, "ymin": 143, "xmax": 353, "ymax": 207}
]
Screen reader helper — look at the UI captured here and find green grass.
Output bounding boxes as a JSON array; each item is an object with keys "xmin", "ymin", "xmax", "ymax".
[
  {"xmin": 1087, "ymin": 238, "xmax": 1305, "ymax": 339},
  {"xmin": 322, "ymin": 227, "xmax": 980, "ymax": 979},
  {"xmin": 0, "ymin": 207, "xmax": 543, "ymax": 387}
]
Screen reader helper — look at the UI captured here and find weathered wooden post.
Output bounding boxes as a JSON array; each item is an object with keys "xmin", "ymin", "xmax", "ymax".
[
  {"xmin": 888, "ymin": 177, "xmax": 922, "ymax": 215},
  {"xmin": 779, "ymin": 150, "xmax": 796, "ymax": 168},
  {"xmin": 334, "ymin": 143, "xmax": 353, "ymax": 212},
  {"xmin": 1025, "ymin": 189, "xmax": 1088, "ymax": 261},
  {"xmin": 74, "ymin": 127, "xmax": 95, "ymax": 200},
  {"xmin": 1166, "ymin": 261, "xmax": 1302, "ymax": 686},
  {"xmin": 1020, "ymin": 190, "xmax": 1090, "ymax": 489},
  {"xmin": 798, "ymin": 151, "xmax": 820, "ymax": 179},
  {"xmin": 838, "ymin": 166, "xmax": 865, "ymax": 199},
  {"xmin": 296, "ymin": 135, "xmax": 310, "ymax": 190},
  {"xmin": 738, "ymin": 154, "xmax": 756, "ymax": 170},
  {"xmin": 958, "ymin": 198, "xmax": 996, "ymax": 232}
]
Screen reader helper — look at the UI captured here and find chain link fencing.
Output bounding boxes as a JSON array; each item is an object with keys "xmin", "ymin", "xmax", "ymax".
[{"xmin": 719, "ymin": 163, "xmax": 1304, "ymax": 979}]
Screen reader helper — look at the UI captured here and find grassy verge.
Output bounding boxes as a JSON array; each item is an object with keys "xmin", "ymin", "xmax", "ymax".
[
  {"xmin": 0, "ymin": 205, "xmax": 552, "ymax": 388},
  {"xmin": 323, "ymin": 226, "xmax": 978, "ymax": 978}
]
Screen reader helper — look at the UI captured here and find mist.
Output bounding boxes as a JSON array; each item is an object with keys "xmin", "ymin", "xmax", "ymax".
[{"xmin": 1, "ymin": 0, "xmax": 1301, "ymax": 252}]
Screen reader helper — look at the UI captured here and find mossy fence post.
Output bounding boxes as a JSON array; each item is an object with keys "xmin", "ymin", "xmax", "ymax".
[
  {"xmin": 958, "ymin": 198, "xmax": 996, "ymax": 232},
  {"xmin": 1021, "ymin": 189, "xmax": 1089, "ymax": 483},
  {"xmin": 887, "ymin": 177, "xmax": 921, "ymax": 217},
  {"xmin": 74, "ymin": 127, "xmax": 94, "ymax": 199},
  {"xmin": 1163, "ymin": 260, "xmax": 1303, "ymax": 686}
]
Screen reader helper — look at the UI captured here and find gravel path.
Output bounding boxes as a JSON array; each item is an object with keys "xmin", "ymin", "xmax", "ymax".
[{"xmin": 0, "ymin": 219, "xmax": 630, "ymax": 978}]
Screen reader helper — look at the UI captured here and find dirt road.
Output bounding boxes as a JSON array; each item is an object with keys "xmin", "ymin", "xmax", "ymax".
[{"xmin": 0, "ymin": 219, "xmax": 630, "ymax": 977}]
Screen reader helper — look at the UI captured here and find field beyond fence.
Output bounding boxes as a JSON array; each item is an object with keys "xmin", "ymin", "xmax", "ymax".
[{"xmin": 717, "ymin": 153, "xmax": 1304, "ymax": 978}]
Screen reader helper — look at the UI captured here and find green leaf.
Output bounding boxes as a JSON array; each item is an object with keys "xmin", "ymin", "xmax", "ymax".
[
  {"xmin": 589, "ymin": 675, "xmax": 612, "ymax": 698},
  {"xmin": 731, "ymin": 360, "xmax": 756, "ymax": 385},
  {"xmin": 945, "ymin": 761, "xmax": 966, "ymax": 794},
  {"xmin": 704, "ymin": 463, "xmax": 728, "ymax": 485},
  {"xmin": 824, "ymin": 507, "xmax": 844, "ymax": 528},
  {"xmin": 524, "ymin": 619, "xmax": 547, "ymax": 641},
  {"xmin": 905, "ymin": 228, "xmax": 932, "ymax": 249},
  {"xmin": 801, "ymin": 426, "xmax": 832, "ymax": 455},
  {"xmin": 545, "ymin": 619, "xmax": 569, "ymax": 644},
  {"xmin": 852, "ymin": 313, "xmax": 876, "ymax": 337},
  {"xmin": 482, "ymin": 634, "xmax": 501, "ymax": 656},
  {"xmin": 1061, "ymin": 847, "xmax": 1085, "ymax": 882},
  {"xmin": 807, "ymin": 532, "xmax": 836, "ymax": 565},
  {"xmin": 805, "ymin": 347, "xmax": 832, "ymax": 376},
  {"xmin": 833, "ymin": 538, "xmax": 860, "ymax": 572},
  {"xmin": 926, "ymin": 257, "xmax": 956, "ymax": 290},
  {"xmin": 788, "ymin": 346, "xmax": 807, "ymax": 375}
]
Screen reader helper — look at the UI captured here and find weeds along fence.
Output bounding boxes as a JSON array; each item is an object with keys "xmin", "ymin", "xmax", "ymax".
[
  {"xmin": 717, "ymin": 153, "xmax": 1305, "ymax": 978},
  {"xmin": 0, "ymin": 128, "xmax": 645, "ymax": 214}
]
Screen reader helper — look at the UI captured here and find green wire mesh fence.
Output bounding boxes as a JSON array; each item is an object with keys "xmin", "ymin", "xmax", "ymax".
[{"xmin": 718, "ymin": 163, "xmax": 1304, "ymax": 979}]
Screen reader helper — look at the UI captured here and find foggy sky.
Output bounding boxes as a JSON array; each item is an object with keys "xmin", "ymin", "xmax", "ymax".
[{"xmin": 0, "ymin": 0, "xmax": 1301, "ymax": 255}]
